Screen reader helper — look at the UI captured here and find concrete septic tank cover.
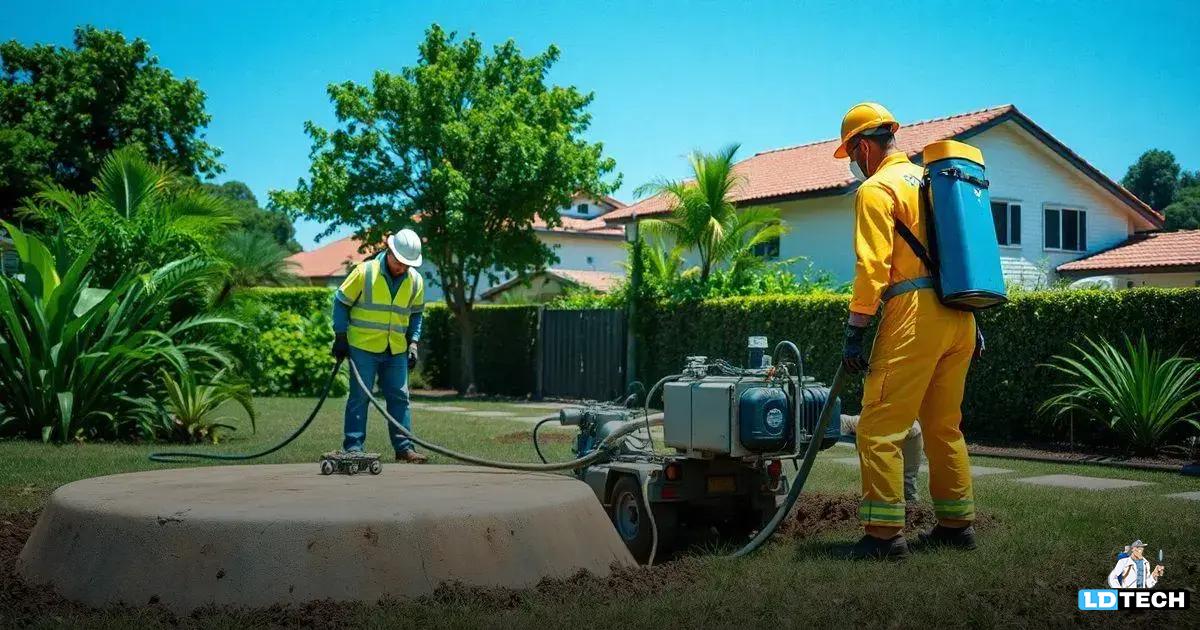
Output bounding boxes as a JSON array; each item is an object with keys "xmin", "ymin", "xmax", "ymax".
[{"xmin": 17, "ymin": 464, "xmax": 634, "ymax": 612}]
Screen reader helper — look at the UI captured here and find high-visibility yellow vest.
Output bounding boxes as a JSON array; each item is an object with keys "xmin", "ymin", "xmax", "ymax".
[{"xmin": 341, "ymin": 258, "xmax": 425, "ymax": 353}]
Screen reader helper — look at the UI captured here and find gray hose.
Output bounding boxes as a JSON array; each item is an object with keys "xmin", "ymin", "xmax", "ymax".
[
  {"xmin": 349, "ymin": 359, "xmax": 644, "ymax": 472},
  {"xmin": 730, "ymin": 365, "xmax": 846, "ymax": 558}
]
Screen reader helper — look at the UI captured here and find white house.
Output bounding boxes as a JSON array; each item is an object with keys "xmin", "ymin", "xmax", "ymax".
[
  {"xmin": 287, "ymin": 193, "xmax": 629, "ymax": 301},
  {"xmin": 605, "ymin": 105, "xmax": 1171, "ymax": 289}
]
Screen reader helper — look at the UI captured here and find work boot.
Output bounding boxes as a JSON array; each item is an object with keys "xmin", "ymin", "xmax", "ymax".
[
  {"xmin": 847, "ymin": 534, "xmax": 910, "ymax": 561},
  {"xmin": 917, "ymin": 525, "xmax": 978, "ymax": 550},
  {"xmin": 396, "ymin": 450, "xmax": 428, "ymax": 464}
]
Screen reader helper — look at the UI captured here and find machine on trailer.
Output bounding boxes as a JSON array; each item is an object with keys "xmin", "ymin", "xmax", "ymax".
[{"xmin": 541, "ymin": 337, "xmax": 842, "ymax": 563}]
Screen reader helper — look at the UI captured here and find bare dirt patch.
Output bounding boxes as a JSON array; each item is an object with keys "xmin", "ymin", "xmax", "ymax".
[
  {"xmin": 777, "ymin": 492, "xmax": 995, "ymax": 539},
  {"xmin": 493, "ymin": 430, "xmax": 573, "ymax": 445}
]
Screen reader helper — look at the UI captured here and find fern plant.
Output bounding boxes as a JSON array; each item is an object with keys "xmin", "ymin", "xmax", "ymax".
[
  {"xmin": 160, "ymin": 369, "xmax": 256, "ymax": 443},
  {"xmin": 1041, "ymin": 335, "xmax": 1200, "ymax": 454}
]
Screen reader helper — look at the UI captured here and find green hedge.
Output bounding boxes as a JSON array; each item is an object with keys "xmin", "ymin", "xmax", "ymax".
[
  {"xmin": 228, "ymin": 288, "xmax": 539, "ymax": 397},
  {"xmin": 639, "ymin": 288, "xmax": 1200, "ymax": 445},
  {"xmin": 227, "ymin": 288, "xmax": 347, "ymax": 397}
]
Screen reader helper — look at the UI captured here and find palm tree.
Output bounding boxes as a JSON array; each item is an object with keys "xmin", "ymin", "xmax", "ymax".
[
  {"xmin": 216, "ymin": 230, "xmax": 298, "ymax": 299},
  {"xmin": 19, "ymin": 146, "xmax": 237, "ymax": 286},
  {"xmin": 635, "ymin": 144, "xmax": 788, "ymax": 282}
]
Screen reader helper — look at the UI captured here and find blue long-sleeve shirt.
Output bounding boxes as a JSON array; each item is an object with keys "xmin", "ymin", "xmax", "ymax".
[{"xmin": 332, "ymin": 252, "xmax": 423, "ymax": 347}]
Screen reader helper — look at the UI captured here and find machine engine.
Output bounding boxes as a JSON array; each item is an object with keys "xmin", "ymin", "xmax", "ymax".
[{"xmin": 662, "ymin": 355, "xmax": 841, "ymax": 458}]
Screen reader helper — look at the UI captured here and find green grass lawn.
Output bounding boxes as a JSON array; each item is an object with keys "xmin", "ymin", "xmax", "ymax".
[{"xmin": 3, "ymin": 396, "xmax": 1199, "ymax": 629}]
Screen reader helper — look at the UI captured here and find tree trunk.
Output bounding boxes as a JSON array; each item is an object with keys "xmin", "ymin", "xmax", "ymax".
[{"xmin": 456, "ymin": 304, "xmax": 477, "ymax": 395}]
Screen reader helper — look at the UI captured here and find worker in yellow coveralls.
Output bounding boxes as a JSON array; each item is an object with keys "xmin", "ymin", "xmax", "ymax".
[{"xmin": 835, "ymin": 103, "xmax": 982, "ymax": 560}]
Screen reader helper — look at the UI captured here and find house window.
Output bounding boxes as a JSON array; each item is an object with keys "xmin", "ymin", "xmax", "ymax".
[
  {"xmin": 991, "ymin": 201, "xmax": 1021, "ymax": 247},
  {"xmin": 1044, "ymin": 206, "xmax": 1087, "ymax": 252},
  {"xmin": 577, "ymin": 203, "xmax": 590, "ymax": 215},
  {"xmin": 752, "ymin": 236, "xmax": 781, "ymax": 260}
]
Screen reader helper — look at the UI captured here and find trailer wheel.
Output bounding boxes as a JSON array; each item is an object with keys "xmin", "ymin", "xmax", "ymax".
[{"xmin": 608, "ymin": 476, "xmax": 676, "ymax": 564}]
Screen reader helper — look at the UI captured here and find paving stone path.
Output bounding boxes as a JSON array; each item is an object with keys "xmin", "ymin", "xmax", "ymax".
[
  {"xmin": 463, "ymin": 411, "xmax": 517, "ymax": 418},
  {"xmin": 1015, "ymin": 474, "xmax": 1153, "ymax": 490}
]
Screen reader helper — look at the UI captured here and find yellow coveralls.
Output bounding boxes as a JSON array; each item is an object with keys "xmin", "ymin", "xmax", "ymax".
[{"xmin": 850, "ymin": 152, "xmax": 976, "ymax": 532}]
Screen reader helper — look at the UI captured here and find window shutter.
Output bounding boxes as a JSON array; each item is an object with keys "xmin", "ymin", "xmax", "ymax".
[
  {"xmin": 1010, "ymin": 205, "xmax": 1021, "ymax": 245},
  {"xmin": 1044, "ymin": 208, "xmax": 1060, "ymax": 249},
  {"xmin": 1079, "ymin": 212, "xmax": 1087, "ymax": 251}
]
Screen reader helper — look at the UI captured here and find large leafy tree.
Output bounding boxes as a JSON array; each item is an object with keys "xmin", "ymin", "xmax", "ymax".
[
  {"xmin": 637, "ymin": 143, "xmax": 788, "ymax": 283},
  {"xmin": 271, "ymin": 25, "xmax": 618, "ymax": 391},
  {"xmin": 203, "ymin": 181, "xmax": 300, "ymax": 252},
  {"xmin": 0, "ymin": 27, "xmax": 222, "ymax": 218},
  {"xmin": 1163, "ymin": 184, "xmax": 1200, "ymax": 231},
  {"xmin": 1121, "ymin": 149, "xmax": 1180, "ymax": 211}
]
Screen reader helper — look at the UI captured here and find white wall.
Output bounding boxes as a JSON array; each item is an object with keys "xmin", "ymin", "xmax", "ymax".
[
  {"xmin": 768, "ymin": 120, "xmax": 1150, "ymax": 287},
  {"xmin": 541, "ymin": 233, "xmax": 626, "ymax": 273},
  {"xmin": 1121, "ymin": 272, "xmax": 1200, "ymax": 288}
]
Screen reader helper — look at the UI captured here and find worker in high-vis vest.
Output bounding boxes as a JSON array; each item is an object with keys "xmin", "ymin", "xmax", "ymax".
[
  {"xmin": 836, "ymin": 103, "xmax": 982, "ymax": 560},
  {"xmin": 331, "ymin": 228, "xmax": 428, "ymax": 463}
]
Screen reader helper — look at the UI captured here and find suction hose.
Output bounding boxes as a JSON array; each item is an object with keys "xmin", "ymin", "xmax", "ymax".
[
  {"xmin": 347, "ymin": 359, "xmax": 647, "ymax": 472},
  {"xmin": 730, "ymin": 364, "xmax": 846, "ymax": 558},
  {"xmin": 149, "ymin": 360, "xmax": 345, "ymax": 463}
]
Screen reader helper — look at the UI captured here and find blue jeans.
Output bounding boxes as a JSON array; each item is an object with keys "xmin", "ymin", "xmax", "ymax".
[{"xmin": 344, "ymin": 346, "xmax": 413, "ymax": 454}]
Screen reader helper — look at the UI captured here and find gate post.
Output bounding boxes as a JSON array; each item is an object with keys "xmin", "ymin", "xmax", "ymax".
[{"xmin": 534, "ymin": 305, "xmax": 545, "ymax": 401}]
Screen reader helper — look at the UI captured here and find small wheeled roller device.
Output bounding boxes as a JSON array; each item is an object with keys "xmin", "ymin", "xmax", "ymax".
[{"xmin": 319, "ymin": 451, "xmax": 383, "ymax": 475}]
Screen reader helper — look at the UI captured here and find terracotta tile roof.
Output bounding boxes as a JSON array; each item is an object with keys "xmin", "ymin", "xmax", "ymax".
[
  {"xmin": 546, "ymin": 268, "xmax": 622, "ymax": 292},
  {"xmin": 1057, "ymin": 230, "xmax": 1200, "ymax": 273},
  {"xmin": 532, "ymin": 213, "xmax": 624, "ymax": 236},
  {"xmin": 286, "ymin": 236, "xmax": 377, "ymax": 279},
  {"xmin": 479, "ymin": 267, "xmax": 622, "ymax": 300},
  {"xmin": 604, "ymin": 105, "xmax": 1160, "ymax": 228}
]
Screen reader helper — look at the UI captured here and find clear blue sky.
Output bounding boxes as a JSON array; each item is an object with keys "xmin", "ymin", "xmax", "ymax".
[{"xmin": 9, "ymin": 0, "xmax": 1199, "ymax": 249}]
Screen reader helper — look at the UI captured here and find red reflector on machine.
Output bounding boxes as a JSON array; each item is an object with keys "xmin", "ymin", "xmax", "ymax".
[
  {"xmin": 664, "ymin": 463, "xmax": 682, "ymax": 481},
  {"xmin": 661, "ymin": 485, "xmax": 678, "ymax": 499},
  {"xmin": 767, "ymin": 460, "xmax": 782, "ymax": 479}
]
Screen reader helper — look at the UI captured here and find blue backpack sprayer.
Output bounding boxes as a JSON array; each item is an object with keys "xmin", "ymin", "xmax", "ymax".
[{"xmin": 148, "ymin": 139, "xmax": 1003, "ymax": 562}]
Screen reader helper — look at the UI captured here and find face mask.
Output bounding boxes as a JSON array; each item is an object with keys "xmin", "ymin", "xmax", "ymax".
[
  {"xmin": 847, "ymin": 139, "xmax": 869, "ymax": 182},
  {"xmin": 848, "ymin": 160, "xmax": 866, "ymax": 182}
]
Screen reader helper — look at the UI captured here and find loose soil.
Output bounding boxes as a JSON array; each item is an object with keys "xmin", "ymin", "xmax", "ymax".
[
  {"xmin": 492, "ymin": 430, "xmax": 574, "ymax": 445},
  {"xmin": 778, "ymin": 492, "xmax": 995, "ymax": 539}
]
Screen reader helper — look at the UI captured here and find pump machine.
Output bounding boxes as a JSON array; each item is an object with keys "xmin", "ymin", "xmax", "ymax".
[{"xmin": 549, "ymin": 337, "xmax": 841, "ymax": 563}]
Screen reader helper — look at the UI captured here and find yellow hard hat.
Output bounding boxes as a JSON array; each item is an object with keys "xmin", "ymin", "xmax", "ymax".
[{"xmin": 834, "ymin": 102, "xmax": 900, "ymax": 158}]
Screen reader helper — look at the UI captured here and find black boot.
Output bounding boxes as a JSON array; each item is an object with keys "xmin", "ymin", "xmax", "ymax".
[
  {"xmin": 917, "ymin": 525, "xmax": 977, "ymax": 550},
  {"xmin": 847, "ymin": 534, "xmax": 910, "ymax": 560}
]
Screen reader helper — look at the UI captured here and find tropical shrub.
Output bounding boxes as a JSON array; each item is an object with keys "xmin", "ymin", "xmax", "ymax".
[
  {"xmin": 0, "ymin": 222, "xmax": 239, "ymax": 442},
  {"xmin": 18, "ymin": 146, "xmax": 236, "ymax": 290},
  {"xmin": 1040, "ymin": 335, "xmax": 1200, "ymax": 454},
  {"xmin": 159, "ymin": 368, "xmax": 256, "ymax": 443}
]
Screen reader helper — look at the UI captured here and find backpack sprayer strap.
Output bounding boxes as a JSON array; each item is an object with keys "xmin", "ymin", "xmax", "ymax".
[
  {"xmin": 882, "ymin": 276, "xmax": 935, "ymax": 302},
  {"xmin": 937, "ymin": 167, "xmax": 990, "ymax": 190}
]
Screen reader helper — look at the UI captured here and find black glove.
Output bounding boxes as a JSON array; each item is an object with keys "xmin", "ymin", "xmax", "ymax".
[
  {"xmin": 973, "ymin": 326, "xmax": 985, "ymax": 360},
  {"xmin": 407, "ymin": 342, "xmax": 419, "ymax": 370},
  {"xmin": 842, "ymin": 324, "xmax": 869, "ymax": 375},
  {"xmin": 332, "ymin": 333, "xmax": 350, "ymax": 360}
]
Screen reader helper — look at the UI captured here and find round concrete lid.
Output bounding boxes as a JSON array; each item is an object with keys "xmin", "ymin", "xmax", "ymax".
[{"xmin": 17, "ymin": 464, "xmax": 633, "ymax": 612}]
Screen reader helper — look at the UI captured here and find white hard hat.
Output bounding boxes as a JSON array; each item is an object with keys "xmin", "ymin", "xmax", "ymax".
[{"xmin": 386, "ymin": 229, "xmax": 422, "ymax": 267}]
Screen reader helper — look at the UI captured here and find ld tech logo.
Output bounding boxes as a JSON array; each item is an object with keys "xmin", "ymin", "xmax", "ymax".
[{"xmin": 1078, "ymin": 589, "xmax": 1189, "ymax": 611}]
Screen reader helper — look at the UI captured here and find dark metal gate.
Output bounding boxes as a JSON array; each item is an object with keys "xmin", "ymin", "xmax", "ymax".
[{"xmin": 537, "ymin": 308, "xmax": 626, "ymax": 401}]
